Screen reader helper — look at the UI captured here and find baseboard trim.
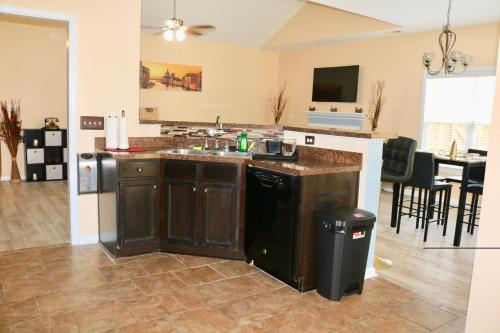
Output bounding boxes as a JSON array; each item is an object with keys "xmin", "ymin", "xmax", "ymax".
[
  {"xmin": 365, "ymin": 267, "xmax": 378, "ymax": 279},
  {"xmin": 1, "ymin": 176, "xmax": 27, "ymax": 181},
  {"xmin": 77, "ymin": 234, "xmax": 99, "ymax": 245}
]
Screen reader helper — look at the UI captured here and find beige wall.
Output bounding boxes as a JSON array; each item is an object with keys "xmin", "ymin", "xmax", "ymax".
[
  {"xmin": 0, "ymin": 0, "xmax": 158, "ymax": 240},
  {"xmin": 0, "ymin": 17, "xmax": 67, "ymax": 178},
  {"xmin": 465, "ymin": 37, "xmax": 500, "ymax": 333},
  {"xmin": 278, "ymin": 23, "xmax": 500, "ymax": 139},
  {"xmin": 140, "ymin": 34, "xmax": 278, "ymax": 125}
]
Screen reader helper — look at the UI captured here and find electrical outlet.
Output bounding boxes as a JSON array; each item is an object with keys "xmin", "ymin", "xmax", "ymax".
[
  {"xmin": 305, "ymin": 136, "xmax": 315, "ymax": 145},
  {"xmin": 80, "ymin": 116, "xmax": 104, "ymax": 130}
]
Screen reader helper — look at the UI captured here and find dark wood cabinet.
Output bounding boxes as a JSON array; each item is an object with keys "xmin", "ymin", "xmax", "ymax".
[
  {"xmin": 119, "ymin": 179, "xmax": 159, "ymax": 249},
  {"xmin": 97, "ymin": 155, "xmax": 160, "ymax": 258},
  {"xmin": 161, "ymin": 160, "xmax": 245, "ymax": 260}
]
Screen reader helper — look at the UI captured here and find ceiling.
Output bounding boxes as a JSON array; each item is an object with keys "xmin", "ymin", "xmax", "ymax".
[
  {"xmin": 141, "ymin": 0, "xmax": 500, "ymax": 48},
  {"xmin": 310, "ymin": 0, "xmax": 500, "ymax": 33},
  {"xmin": 141, "ymin": 0, "xmax": 304, "ymax": 48}
]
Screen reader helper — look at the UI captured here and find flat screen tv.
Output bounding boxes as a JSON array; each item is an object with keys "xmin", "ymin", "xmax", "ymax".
[{"xmin": 312, "ymin": 65, "xmax": 359, "ymax": 102}]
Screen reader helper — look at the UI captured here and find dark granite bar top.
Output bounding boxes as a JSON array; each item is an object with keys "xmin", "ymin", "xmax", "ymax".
[
  {"xmin": 284, "ymin": 125, "xmax": 396, "ymax": 139},
  {"xmin": 96, "ymin": 148, "xmax": 361, "ymax": 176},
  {"xmin": 95, "ymin": 137, "xmax": 362, "ymax": 176}
]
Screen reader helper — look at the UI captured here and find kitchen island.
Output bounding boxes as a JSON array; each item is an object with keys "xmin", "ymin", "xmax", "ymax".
[{"xmin": 95, "ymin": 136, "xmax": 362, "ymax": 291}]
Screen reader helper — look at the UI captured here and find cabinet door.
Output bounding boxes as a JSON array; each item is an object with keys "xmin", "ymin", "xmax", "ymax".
[
  {"xmin": 164, "ymin": 161, "xmax": 198, "ymax": 246},
  {"xmin": 201, "ymin": 184, "xmax": 238, "ymax": 249},
  {"xmin": 44, "ymin": 131, "xmax": 62, "ymax": 146},
  {"xmin": 119, "ymin": 179, "xmax": 159, "ymax": 248}
]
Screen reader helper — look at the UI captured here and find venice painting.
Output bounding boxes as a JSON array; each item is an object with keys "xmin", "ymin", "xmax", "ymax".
[{"xmin": 140, "ymin": 61, "xmax": 202, "ymax": 91}]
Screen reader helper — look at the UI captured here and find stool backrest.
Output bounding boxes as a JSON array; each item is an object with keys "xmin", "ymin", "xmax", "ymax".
[
  {"xmin": 404, "ymin": 151, "xmax": 435, "ymax": 190},
  {"xmin": 382, "ymin": 136, "xmax": 417, "ymax": 181},
  {"xmin": 468, "ymin": 149, "xmax": 487, "ymax": 183}
]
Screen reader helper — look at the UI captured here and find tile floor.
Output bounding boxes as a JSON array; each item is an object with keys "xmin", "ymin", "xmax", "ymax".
[{"xmin": 0, "ymin": 244, "xmax": 465, "ymax": 333}]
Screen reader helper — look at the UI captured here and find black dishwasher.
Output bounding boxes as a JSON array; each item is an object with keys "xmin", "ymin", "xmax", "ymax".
[{"xmin": 245, "ymin": 167, "xmax": 300, "ymax": 287}]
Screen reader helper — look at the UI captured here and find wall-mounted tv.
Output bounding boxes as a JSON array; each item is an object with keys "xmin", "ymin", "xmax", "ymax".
[{"xmin": 312, "ymin": 65, "xmax": 359, "ymax": 102}]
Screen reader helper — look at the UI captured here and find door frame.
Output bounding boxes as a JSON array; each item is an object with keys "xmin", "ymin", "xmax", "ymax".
[{"xmin": 0, "ymin": 5, "xmax": 80, "ymax": 245}]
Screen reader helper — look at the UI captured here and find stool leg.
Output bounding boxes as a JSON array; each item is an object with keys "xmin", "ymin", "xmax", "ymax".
[
  {"xmin": 443, "ymin": 188, "xmax": 451, "ymax": 236},
  {"xmin": 424, "ymin": 190, "xmax": 431, "ymax": 242},
  {"xmin": 471, "ymin": 194, "xmax": 480, "ymax": 235},
  {"xmin": 396, "ymin": 185, "xmax": 406, "ymax": 234},
  {"xmin": 409, "ymin": 187, "xmax": 415, "ymax": 217},
  {"xmin": 467, "ymin": 193, "xmax": 475, "ymax": 233},
  {"xmin": 391, "ymin": 183, "xmax": 400, "ymax": 228},
  {"xmin": 438, "ymin": 190, "xmax": 443, "ymax": 225},
  {"xmin": 422, "ymin": 189, "xmax": 428, "ymax": 229},
  {"xmin": 416, "ymin": 188, "xmax": 422, "ymax": 229}
]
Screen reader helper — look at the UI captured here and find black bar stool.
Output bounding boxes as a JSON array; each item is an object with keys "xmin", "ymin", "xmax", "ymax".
[
  {"xmin": 381, "ymin": 137, "xmax": 417, "ymax": 228},
  {"xmin": 463, "ymin": 184, "xmax": 483, "ymax": 235},
  {"xmin": 396, "ymin": 152, "xmax": 452, "ymax": 242}
]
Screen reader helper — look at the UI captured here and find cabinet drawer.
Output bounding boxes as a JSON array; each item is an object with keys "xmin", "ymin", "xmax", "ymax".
[
  {"xmin": 164, "ymin": 161, "xmax": 197, "ymax": 181},
  {"xmin": 45, "ymin": 131, "xmax": 62, "ymax": 146},
  {"xmin": 120, "ymin": 161, "xmax": 158, "ymax": 178},
  {"xmin": 46, "ymin": 165, "xmax": 63, "ymax": 180},
  {"xmin": 202, "ymin": 163, "xmax": 238, "ymax": 184},
  {"xmin": 26, "ymin": 148, "xmax": 45, "ymax": 164}
]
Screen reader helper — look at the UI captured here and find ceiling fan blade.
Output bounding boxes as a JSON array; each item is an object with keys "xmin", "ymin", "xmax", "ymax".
[
  {"xmin": 185, "ymin": 30, "xmax": 203, "ymax": 36},
  {"xmin": 153, "ymin": 30, "xmax": 166, "ymax": 35},
  {"xmin": 142, "ymin": 26, "xmax": 167, "ymax": 30},
  {"xmin": 185, "ymin": 25, "xmax": 216, "ymax": 30}
]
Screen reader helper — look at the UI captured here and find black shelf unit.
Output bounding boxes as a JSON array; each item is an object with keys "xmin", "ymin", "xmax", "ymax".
[{"xmin": 24, "ymin": 128, "xmax": 67, "ymax": 182}]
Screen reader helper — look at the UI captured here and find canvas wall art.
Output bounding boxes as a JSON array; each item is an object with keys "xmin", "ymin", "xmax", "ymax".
[{"xmin": 140, "ymin": 61, "xmax": 202, "ymax": 91}]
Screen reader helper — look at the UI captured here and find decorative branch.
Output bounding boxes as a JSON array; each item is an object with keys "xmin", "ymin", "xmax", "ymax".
[
  {"xmin": 271, "ymin": 82, "xmax": 288, "ymax": 125},
  {"xmin": 367, "ymin": 80, "xmax": 385, "ymax": 132},
  {"xmin": 0, "ymin": 100, "xmax": 23, "ymax": 182}
]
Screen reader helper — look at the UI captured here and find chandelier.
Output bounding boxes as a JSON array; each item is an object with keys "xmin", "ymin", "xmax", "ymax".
[{"xmin": 422, "ymin": 0, "xmax": 473, "ymax": 75}]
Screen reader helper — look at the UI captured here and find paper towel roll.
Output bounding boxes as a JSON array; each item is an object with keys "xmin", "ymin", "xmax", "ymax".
[
  {"xmin": 105, "ymin": 113, "xmax": 118, "ymax": 149},
  {"xmin": 118, "ymin": 110, "xmax": 129, "ymax": 150}
]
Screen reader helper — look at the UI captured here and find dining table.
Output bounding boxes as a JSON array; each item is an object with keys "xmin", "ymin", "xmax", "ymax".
[{"xmin": 434, "ymin": 154, "xmax": 487, "ymax": 247}]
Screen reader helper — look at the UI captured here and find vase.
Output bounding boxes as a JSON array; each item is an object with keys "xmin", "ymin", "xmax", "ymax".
[{"xmin": 10, "ymin": 156, "xmax": 21, "ymax": 183}]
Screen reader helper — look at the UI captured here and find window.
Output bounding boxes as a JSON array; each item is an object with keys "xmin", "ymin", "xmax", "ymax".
[{"xmin": 422, "ymin": 73, "xmax": 496, "ymax": 153}]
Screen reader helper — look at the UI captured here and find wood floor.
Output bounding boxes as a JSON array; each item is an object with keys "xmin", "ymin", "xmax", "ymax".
[
  {"xmin": 0, "ymin": 181, "xmax": 69, "ymax": 251},
  {"xmin": 376, "ymin": 190, "xmax": 477, "ymax": 316}
]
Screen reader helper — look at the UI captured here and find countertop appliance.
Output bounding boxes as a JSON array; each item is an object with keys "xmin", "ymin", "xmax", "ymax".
[{"xmin": 245, "ymin": 166, "xmax": 359, "ymax": 292}]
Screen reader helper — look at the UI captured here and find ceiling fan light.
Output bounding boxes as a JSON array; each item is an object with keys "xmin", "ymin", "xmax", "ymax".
[
  {"xmin": 166, "ymin": 19, "xmax": 176, "ymax": 28},
  {"xmin": 163, "ymin": 29, "xmax": 174, "ymax": 41},
  {"xmin": 175, "ymin": 29, "xmax": 186, "ymax": 42}
]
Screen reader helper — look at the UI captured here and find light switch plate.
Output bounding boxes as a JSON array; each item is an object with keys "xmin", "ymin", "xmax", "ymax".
[
  {"xmin": 305, "ymin": 135, "xmax": 315, "ymax": 145},
  {"xmin": 80, "ymin": 116, "xmax": 104, "ymax": 130}
]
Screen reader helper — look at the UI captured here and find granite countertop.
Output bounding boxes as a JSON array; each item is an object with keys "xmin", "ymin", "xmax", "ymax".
[
  {"xmin": 96, "ymin": 148, "xmax": 361, "ymax": 176},
  {"xmin": 284, "ymin": 125, "xmax": 397, "ymax": 139}
]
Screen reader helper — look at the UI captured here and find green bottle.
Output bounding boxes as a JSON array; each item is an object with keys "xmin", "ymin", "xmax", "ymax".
[{"xmin": 239, "ymin": 130, "xmax": 248, "ymax": 152}]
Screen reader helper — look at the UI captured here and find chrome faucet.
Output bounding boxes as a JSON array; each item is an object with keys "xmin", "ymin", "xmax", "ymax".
[
  {"xmin": 214, "ymin": 140, "xmax": 220, "ymax": 150},
  {"xmin": 215, "ymin": 115, "xmax": 223, "ymax": 131},
  {"xmin": 223, "ymin": 141, "xmax": 229, "ymax": 151}
]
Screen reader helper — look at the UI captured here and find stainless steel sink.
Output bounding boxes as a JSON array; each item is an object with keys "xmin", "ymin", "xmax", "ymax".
[
  {"xmin": 159, "ymin": 148, "xmax": 213, "ymax": 155},
  {"xmin": 210, "ymin": 151, "xmax": 253, "ymax": 159}
]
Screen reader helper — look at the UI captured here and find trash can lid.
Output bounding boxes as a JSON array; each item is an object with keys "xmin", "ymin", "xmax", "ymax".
[{"xmin": 316, "ymin": 206, "xmax": 376, "ymax": 226}]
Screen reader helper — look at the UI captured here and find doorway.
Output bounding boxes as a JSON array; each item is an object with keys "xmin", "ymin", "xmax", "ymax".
[{"xmin": 0, "ymin": 6, "xmax": 78, "ymax": 250}]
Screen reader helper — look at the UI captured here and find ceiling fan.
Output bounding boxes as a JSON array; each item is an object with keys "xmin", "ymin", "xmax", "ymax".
[{"xmin": 145, "ymin": 0, "xmax": 216, "ymax": 42}]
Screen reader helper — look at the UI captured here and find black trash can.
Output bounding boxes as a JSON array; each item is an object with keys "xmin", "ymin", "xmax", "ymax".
[{"xmin": 315, "ymin": 203, "xmax": 376, "ymax": 301}]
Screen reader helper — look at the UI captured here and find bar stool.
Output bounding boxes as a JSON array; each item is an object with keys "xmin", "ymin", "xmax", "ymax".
[
  {"xmin": 381, "ymin": 137, "xmax": 417, "ymax": 228},
  {"xmin": 396, "ymin": 152, "xmax": 452, "ymax": 242},
  {"xmin": 464, "ymin": 184, "xmax": 483, "ymax": 235}
]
